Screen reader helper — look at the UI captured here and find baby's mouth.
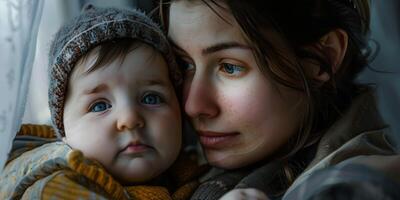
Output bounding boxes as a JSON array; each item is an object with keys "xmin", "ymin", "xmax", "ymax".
[{"xmin": 118, "ymin": 141, "xmax": 153, "ymax": 155}]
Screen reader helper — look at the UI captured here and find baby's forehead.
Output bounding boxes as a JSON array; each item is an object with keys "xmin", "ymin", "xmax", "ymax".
[
  {"xmin": 71, "ymin": 40, "xmax": 164, "ymax": 79},
  {"xmin": 70, "ymin": 47, "xmax": 170, "ymax": 86},
  {"xmin": 73, "ymin": 47, "xmax": 101, "ymax": 75},
  {"xmin": 72, "ymin": 44, "xmax": 125, "ymax": 77}
]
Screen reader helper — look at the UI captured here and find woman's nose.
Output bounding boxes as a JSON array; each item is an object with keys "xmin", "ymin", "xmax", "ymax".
[
  {"xmin": 184, "ymin": 75, "xmax": 219, "ymax": 120},
  {"xmin": 116, "ymin": 105, "xmax": 145, "ymax": 131}
]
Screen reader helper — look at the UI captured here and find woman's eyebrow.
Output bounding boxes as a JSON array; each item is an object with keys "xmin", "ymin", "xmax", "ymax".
[
  {"xmin": 202, "ymin": 42, "xmax": 251, "ymax": 55},
  {"xmin": 168, "ymin": 38, "xmax": 250, "ymax": 56}
]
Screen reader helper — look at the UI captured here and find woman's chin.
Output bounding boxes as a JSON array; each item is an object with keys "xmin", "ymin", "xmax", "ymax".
[{"xmin": 206, "ymin": 153, "xmax": 247, "ymax": 170}]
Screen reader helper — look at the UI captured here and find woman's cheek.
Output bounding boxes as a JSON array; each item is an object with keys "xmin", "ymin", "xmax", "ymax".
[{"xmin": 222, "ymin": 84, "xmax": 268, "ymax": 123}]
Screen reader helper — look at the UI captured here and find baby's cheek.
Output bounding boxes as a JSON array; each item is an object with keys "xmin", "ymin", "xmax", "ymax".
[
  {"xmin": 69, "ymin": 136, "xmax": 114, "ymax": 167},
  {"xmin": 87, "ymin": 146, "xmax": 116, "ymax": 171}
]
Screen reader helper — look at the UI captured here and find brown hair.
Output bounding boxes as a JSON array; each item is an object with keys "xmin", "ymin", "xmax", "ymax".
[
  {"xmin": 159, "ymin": 0, "xmax": 371, "ymax": 192},
  {"xmin": 75, "ymin": 38, "xmax": 142, "ymax": 75}
]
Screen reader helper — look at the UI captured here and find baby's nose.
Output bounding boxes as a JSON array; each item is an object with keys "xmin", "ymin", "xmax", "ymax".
[{"xmin": 116, "ymin": 106, "xmax": 145, "ymax": 131}]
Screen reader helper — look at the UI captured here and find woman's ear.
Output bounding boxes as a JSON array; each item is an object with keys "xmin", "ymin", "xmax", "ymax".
[
  {"xmin": 305, "ymin": 29, "xmax": 348, "ymax": 83},
  {"xmin": 318, "ymin": 29, "xmax": 348, "ymax": 74}
]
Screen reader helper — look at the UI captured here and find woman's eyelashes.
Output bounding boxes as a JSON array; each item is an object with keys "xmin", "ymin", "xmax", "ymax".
[
  {"xmin": 219, "ymin": 62, "xmax": 247, "ymax": 77},
  {"xmin": 89, "ymin": 100, "xmax": 112, "ymax": 113},
  {"xmin": 177, "ymin": 56, "xmax": 246, "ymax": 73},
  {"xmin": 176, "ymin": 57, "xmax": 194, "ymax": 72}
]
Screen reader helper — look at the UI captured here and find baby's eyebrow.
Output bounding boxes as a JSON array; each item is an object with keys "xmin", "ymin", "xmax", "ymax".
[
  {"xmin": 80, "ymin": 79, "xmax": 169, "ymax": 97},
  {"xmin": 141, "ymin": 79, "xmax": 168, "ymax": 87},
  {"xmin": 82, "ymin": 83, "xmax": 109, "ymax": 95}
]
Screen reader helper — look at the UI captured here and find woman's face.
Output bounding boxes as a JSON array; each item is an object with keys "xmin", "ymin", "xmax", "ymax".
[{"xmin": 168, "ymin": 1, "xmax": 304, "ymax": 169}]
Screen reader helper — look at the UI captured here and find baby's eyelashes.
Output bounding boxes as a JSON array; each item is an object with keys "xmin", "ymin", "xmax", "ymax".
[
  {"xmin": 89, "ymin": 100, "xmax": 112, "ymax": 112},
  {"xmin": 140, "ymin": 92, "xmax": 165, "ymax": 105}
]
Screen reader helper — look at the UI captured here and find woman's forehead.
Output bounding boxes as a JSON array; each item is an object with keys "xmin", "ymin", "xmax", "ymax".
[
  {"xmin": 168, "ymin": 1, "xmax": 247, "ymax": 53},
  {"xmin": 168, "ymin": 1, "xmax": 234, "ymax": 30}
]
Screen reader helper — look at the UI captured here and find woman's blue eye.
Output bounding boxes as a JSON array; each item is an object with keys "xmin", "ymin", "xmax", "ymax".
[
  {"xmin": 89, "ymin": 101, "xmax": 111, "ymax": 112},
  {"xmin": 221, "ymin": 63, "xmax": 245, "ymax": 76},
  {"xmin": 141, "ymin": 93, "xmax": 163, "ymax": 105}
]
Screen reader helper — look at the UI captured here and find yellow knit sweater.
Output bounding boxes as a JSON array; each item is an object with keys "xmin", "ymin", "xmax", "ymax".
[{"xmin": 0, "ymin": 124, "xmax": 208, "ymax": 200}]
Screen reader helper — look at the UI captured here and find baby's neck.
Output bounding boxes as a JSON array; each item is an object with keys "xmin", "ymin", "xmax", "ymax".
[{"xmin": 123, "ymin": 172, "xmax": 173, "ymax": 190}]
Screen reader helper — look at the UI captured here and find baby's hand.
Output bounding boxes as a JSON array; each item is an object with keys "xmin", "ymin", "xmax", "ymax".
[{"xmin": 219, "ymin": 188, "xmax": 270, "ymax": 200}]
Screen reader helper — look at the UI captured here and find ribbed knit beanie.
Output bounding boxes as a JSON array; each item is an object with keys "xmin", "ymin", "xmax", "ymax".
[{"xmin": 48, "ymin": 5, "xmax": 180, "ymax": 138}]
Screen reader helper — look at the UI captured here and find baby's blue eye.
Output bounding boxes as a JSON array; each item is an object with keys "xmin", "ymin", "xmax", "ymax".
[
  {"xmin": 221, "ymin": 63, "xmax": 245, "ymax": 75},
  {"xmin": 141, "ymin": 93, "xmax": 163, "ymax": 105},
  {"xmin": 89, "ymin": 101, "xmax": 111, "ymax": 112}
]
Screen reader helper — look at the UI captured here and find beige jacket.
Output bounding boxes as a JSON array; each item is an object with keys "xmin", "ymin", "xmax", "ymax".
[{"xmin": 283, "ymin": 91, "xmax": 400, "ymax": 199}]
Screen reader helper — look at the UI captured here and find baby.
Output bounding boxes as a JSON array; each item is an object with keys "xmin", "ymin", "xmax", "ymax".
[
  {"xmin": 0, "ymin": 6, "xmax": 201, "ymax": 200},
  {"xmin": 52, "ymin": 7, "xmax": 182, "ymax": 185}
]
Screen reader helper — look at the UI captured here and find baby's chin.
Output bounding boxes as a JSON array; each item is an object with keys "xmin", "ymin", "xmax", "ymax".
[
  {"xmin": 113, "ymin": 169, "xmax": 163, "ymax": 185},
  {"xmin": 109, "ymin": 160, "xmax": 166, "ymax": 185}
]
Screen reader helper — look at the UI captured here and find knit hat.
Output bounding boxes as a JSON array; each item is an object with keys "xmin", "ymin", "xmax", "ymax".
[{"xmin": 48, "ymin": 5, "xmax": 181, "ymax": 138}]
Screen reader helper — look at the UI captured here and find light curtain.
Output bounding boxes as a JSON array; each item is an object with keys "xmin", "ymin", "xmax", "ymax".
[{"xmin": 0, "ymin": 0, "xmax": 43, "ymax": 172}]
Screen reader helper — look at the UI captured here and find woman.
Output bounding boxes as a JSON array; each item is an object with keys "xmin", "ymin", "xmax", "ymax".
[{"xmin": 160, "ymin": 0, "xmax": 400, "ymax": 199}]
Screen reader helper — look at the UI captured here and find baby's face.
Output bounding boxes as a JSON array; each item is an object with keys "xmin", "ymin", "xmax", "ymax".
[{"xmin": 63, "ymin": 43, "xmax": 181, "ymax": 183}]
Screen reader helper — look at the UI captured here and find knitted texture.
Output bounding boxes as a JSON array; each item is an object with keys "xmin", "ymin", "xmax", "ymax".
[
  {"xmin": 2, "ymin": 135, "xmax": 204, "ymax": 200},
  {"xmin": 6, "ymin": 124, "xmax": 206, "ymax": 200},
  {"xmin": 126, "ymin": 186, "xmax": 171, "ymax": 200},
  {"xmin": 66, "ymin": 150, "xmax": 128, "ymax": 199},
  {"xmin": 18, "ymin": 124, "xmax": 55, "ymax": 138},
  {"xmin": 48, "ymin": 5, "xmax": 181, "ymax": 137}
]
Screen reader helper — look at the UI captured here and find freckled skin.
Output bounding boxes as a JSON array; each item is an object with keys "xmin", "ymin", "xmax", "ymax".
[{"xmin": 168, "ymin": 1, "xmax": 304, "ymax": 169}]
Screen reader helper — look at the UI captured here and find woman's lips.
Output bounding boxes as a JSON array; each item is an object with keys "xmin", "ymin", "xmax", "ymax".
[{"xmin": 197, "ymin": 131, "xmax": 239, "ymax": 149}]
